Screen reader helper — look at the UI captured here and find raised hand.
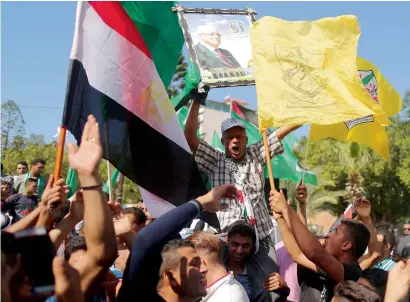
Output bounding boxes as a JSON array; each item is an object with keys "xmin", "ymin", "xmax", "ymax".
[
  {"xmin": 196, "ymin": 184, "xmax": 236, "ymax": 213},
  {"xmin": 108, "ymin": 201, "xmax": 133, "ymax": 236},
  {"xmin": 384, "ymin": 260, "xmax": 410, "ymax": 302},
  {"xmin": 41, "ymin": 175, "xmax": 69, "ymax": 212},
  {"xmin": 296, "ymin": 181, "xmax": 307, "ymax": 205},
  {"xmin": 67, "ymin": 115, "xmax": 102, "ymax": 177},
  {"xmin": 269, "ymin": 188, "xmax": 288, "ymax": 214},
  {"xmin": 355, "ymin": 197, "xmax": 371, "ymax": 219}
]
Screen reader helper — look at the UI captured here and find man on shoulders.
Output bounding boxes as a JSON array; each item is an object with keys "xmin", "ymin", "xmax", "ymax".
[
  {"xmin": 188, "ymin": 231, "xmax": 249, "ymax": 302},
  {"xmin": 185, "ymin": 97, "xmax": 300, "ymax": 301}
]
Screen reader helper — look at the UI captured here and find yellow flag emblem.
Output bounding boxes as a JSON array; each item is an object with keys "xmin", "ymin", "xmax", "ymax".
[{"xmin": 250, "ymin": 16, "xmax": 391, "ymax": 130}]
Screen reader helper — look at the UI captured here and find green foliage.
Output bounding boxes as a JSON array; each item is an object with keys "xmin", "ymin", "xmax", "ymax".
[
  {"xmin": 167, "ymin": 55, "xmax": 188, "ymax": 98},
  {"xmin": 1, "ymin": 100, "xmax": 25, "ymax": 152},
  {"xmin": 298, "ymin": 113, "xmax": 410, "ymax": 222}
]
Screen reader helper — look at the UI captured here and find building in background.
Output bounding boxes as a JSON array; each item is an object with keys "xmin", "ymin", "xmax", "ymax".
[{"xmin": 198, "ymin": 97, "xmax": 249, "ymax": 143}]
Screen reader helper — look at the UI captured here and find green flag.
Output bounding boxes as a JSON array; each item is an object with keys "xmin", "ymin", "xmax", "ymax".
[
  {"xmin": 103, "ymin": 168, "xmax": 120, "ymax": 195},
  {"xmin": 230, "ymin": 101, "xmax": 318, "ymax": 185},
  {"xmin": 171, "ymin": 61, "xmax": 201, "ymax": 111},
  {"xmin": 66, "ymin": 168, "xmax": 77, "ymax": 198},
  {"xmin": 212, "ymin": 131, "xmax": 224, "ymax": 151}
]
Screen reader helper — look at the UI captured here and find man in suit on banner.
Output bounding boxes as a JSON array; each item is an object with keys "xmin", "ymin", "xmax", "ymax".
[{"xmin": 194, "ymin": 24, "xmax": 242, "ymax": 69}]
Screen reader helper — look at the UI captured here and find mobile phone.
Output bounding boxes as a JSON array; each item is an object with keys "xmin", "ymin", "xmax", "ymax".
[{"xmin": 14, "ymin": 227, "xmax": 56, "ymax": 295}]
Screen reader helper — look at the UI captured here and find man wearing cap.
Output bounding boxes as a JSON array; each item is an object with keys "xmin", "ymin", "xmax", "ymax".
[
  {"xmin": 194, "ymin": 24, "xmax": 241, "ymax": 69},
  {"xmin": 185, "ymin": 98, "xmax": 300, "ymax": 301}
]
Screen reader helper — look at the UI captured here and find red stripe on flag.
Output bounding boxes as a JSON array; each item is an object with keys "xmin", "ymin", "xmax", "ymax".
[
  {"xmin": 232, "ymin": 101, "xmax": 246, "ymax": 119},
  {"xmin": 89, "ymin": 1, "xmax": 152, "ymax": 60}
]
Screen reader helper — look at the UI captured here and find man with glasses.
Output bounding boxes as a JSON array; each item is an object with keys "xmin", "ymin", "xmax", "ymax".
[{"xmin": 194, "ymin": 24, "xmax": 241, "ymax": 69}]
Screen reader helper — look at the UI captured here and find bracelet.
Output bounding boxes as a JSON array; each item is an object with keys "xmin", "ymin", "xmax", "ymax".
[
  {"xmin": 79, "ymin": 184, "xmax": 103, "ymax": 191},
  {"xmin": 193, "ymin": 200, "xmax": 204, "ymax": 212}
]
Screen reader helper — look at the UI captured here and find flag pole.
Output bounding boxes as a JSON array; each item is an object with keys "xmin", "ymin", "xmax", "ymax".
[
  {"xmin": 104, "ymin": 121, "xmax": 114, "ymax": 201},
  {"xmin": 262, "ymin": 129, "xmax": 275, "ymax": 190},
  {"xmin": 54, "ymin": 126, "xmax": 67, "ymax": 182},
  {"xmin": 301, "ymin": 137, "xmax": 310, "ymax": 186}
]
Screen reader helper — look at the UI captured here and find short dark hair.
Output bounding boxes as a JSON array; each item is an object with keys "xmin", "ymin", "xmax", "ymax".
[
  {"xmin": 25, "ymin": 178, "xmax": 38, "ymax": 186},
  {"xmin": 374, "ymin": 221, "xmax": 393, "ymax": 232},
  {"xmin": 361, "ymin": 268, "xmax": 388, "ymax": 300},
  {"xmin": 123, "ymin": 207, "xmax": 146, "ymax": 226},
  {"xmin": 227, "ymin": 220, "xmax": 256, "ymax": 246},
  {"xmin": 16, "ymin": 161, "xmax": 28, "ymax": 168},
  {"xmin": 405, "ymin": 220, "xmax": 410, "ymax": 225},
  {"xmin": 31, "ymin": 158, "xmax": 46, "ymax": 166},
  {"xmin": 376, "ymin": 227, "xmax": 395, "ymax": 251},
  {"xmin": 334, "ymin": 280, "xmax": 381, "ymax": 302},
  {"xmin": 159, "ymin": 239, "xmax": 196, "ymax": 275},
  {"xmin": 65, "ymin": 235, "xmax": 87, "ymax": 261},
  {"xmin": 341, "ymin": 219, "xmax": 370, "ymax": 259}
]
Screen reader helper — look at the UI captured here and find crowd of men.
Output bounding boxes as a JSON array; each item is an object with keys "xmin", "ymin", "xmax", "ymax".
[{"xmin": 1, "ymin": 107, "xmax": 410, "ymax": 302}]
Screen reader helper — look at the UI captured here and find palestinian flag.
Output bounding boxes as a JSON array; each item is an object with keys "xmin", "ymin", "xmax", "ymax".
[
  {"xmin": 231, "ymin": 101, "xmax": 317, "ymax": 185},
  {"xmin": 62, "ymin": 2, "xmax": 213, "ymax": 223}
]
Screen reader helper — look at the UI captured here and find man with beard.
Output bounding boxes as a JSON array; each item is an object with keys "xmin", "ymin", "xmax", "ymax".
[{"xmin": 185, "ymin": 98, "xmax": 300, "ymax": 301}]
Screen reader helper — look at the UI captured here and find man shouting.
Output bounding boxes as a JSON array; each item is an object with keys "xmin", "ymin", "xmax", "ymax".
[{"xmin": 185, "ymin": 97, "xmax": 300, "ymax": 301}]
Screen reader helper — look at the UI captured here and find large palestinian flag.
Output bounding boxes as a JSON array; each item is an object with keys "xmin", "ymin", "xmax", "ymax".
[{"xmin": 62, "ymin": 2, "xmax": 212, "ymax": 223}]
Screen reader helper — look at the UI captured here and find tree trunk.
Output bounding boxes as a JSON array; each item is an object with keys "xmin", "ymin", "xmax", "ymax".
[{"xmin": 115, "ymin": 173, "xmax": 125, "ymax": 203}]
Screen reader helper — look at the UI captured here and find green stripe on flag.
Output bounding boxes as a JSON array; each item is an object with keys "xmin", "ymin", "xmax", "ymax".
[
  {"xmin": 66, "ymin": 168, "xmax": 77, "ymax": 198},
  {"xmin": 121, "ymin": 1, "xmax": 184, "ymax": 88},
  {"xmin": 103, "ymin": 168, "xmax": 120, "ymax": 195}
]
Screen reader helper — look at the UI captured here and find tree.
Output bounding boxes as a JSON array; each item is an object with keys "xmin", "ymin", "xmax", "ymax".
[
  {"xmin": 299, "ymin": 115, "xmax": 410, "ymax": 223},
  {"xmin": 167, "ymin": 55, "xmax": 188, "ymax": 98},
  {"xmin": 27, "ymin": 133, "xmax": 45, "ymax": 145},
  {"xmin": 1, "ymin": 100, "xmax": 25, "ymax": 152}
]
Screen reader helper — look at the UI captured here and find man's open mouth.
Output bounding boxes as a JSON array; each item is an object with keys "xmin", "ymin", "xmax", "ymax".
[{"xmin": 232, "ymin": 146, "xmax": 240, "ymax": 153}]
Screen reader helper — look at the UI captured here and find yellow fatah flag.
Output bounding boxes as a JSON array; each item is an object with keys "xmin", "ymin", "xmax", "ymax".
[
  {"xmin": 309, "ymin": 57, "xmax": 402, "ymax": 161},
  {"xmin": 250, "ymin": 16, "xmax": 391, "ymax": 130}
]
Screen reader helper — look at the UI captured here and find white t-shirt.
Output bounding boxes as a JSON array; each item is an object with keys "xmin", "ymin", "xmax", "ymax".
[{"xmin": 204, "ymin": 272, "xmax": 249, "ymax": 302}]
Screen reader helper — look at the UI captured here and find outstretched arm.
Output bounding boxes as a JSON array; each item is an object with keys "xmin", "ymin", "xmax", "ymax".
[
  {"xmin": 184, "ymin": 99, "xmax": 201, "ymax": 151},
  {"xmin": 270, "ymin": 188, "xmax": 345, "ymax": 283},
  {"xmin": 274, "ymin": 125, "xmax": 301, "ymax": 141},
  {"xmin": 67, "ymin": 115, "xmax": 117, "ymax": 298}
]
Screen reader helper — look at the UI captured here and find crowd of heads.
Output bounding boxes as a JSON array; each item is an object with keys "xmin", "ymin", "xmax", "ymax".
[{"xmin": 1, "ymin": 115, "xmax": 410, "ymax": 302}]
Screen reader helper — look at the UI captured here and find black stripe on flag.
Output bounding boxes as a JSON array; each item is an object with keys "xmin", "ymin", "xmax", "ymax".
[{"xmin": 62, "ymin": 60, "xmax": 218, "ymax": 227}]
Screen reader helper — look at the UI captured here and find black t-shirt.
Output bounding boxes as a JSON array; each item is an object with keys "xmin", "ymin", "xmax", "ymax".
[
  {"xmin": 1, "ymin": 194, "xmax": 38, "ymax": 219},
  {"xmin": 298, "ymin": 263, "xmax": 362, "ymax": 302}
]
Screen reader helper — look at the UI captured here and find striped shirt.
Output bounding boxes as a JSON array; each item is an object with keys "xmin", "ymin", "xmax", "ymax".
[
  {"xmin": 194, "ymin": 132, "xmax": 284, "ymax": 240},
  {"xmin": 372, "ymin": 256, "xmax": 396, "ymax": 271}
]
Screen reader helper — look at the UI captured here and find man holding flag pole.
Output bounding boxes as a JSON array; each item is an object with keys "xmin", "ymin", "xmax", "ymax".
[{"xmin": 185, "ymin": 96, "xmax": 300, "ymax": 301}]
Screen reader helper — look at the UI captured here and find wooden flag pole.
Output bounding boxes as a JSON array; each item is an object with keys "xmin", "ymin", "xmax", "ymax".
[
  {"xmin": 262, "ymin": 129, "xmax": 275, "ymax": 190},
  {"xmin": 103, "ymin": 121, "xmax": 114, "ymax": 201},
  {"xmin": 53, "ymin": 127, "xmax": 67, "ymax": 182},
  {"xmin": 106, "ymin": 160, "xmax": 114, "ymax": 202}
]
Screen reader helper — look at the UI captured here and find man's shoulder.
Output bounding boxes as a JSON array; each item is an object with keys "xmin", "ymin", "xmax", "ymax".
[
  {"xmin": 5, "ymin": 194, "xmax": 22, "ymax": 202},
  {"xmin": 342, "ymin": 262, "xmax": 362, "ymax": 281},
  {"xmin": 212, "ymin": 278, "xmax": 249, "ymax": 301}
]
